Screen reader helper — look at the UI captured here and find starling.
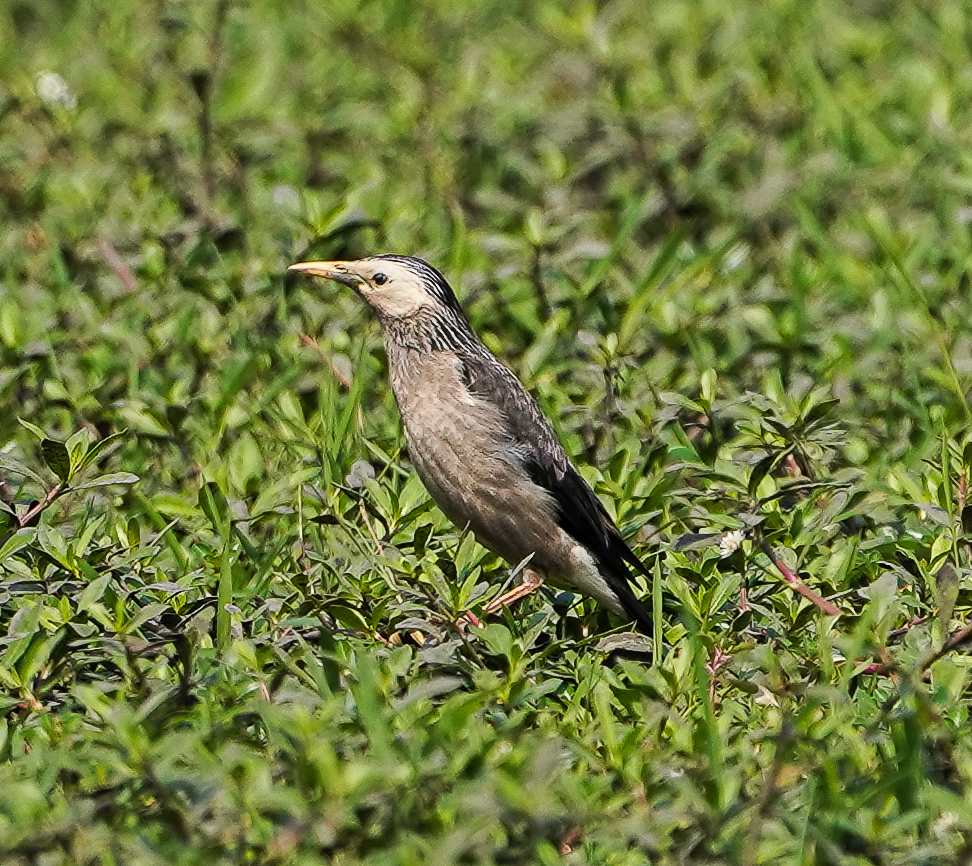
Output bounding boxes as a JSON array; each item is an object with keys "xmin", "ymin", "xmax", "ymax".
[{"xmin": 290, "ymin": 255, "xmax": 652, "ymax": 633}]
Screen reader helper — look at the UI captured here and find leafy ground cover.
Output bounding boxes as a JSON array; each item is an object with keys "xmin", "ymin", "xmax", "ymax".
[{"xmin": 4, "ymin": 0, "xmax": 972, "ymax": 862}]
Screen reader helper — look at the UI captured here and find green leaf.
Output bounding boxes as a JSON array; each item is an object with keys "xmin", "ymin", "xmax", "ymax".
[
  {"xmin": 18, "ymin": 419, "xmax": 46, "ymax": 441},
  {"xmin": 0, "ymin": 301, "xmax": 22, "ymax": 349},
  {"xmin": 77, "ymin": 574, "xmax": 111, "ymax": 612},
  {"xmin": 228, "ymin": 432, "xmax": 263, "ymax": 492},
  {"xmin": 151, "ymin": 493, "xmax": 200, "ymax": 519},
  {"xmin": 747, "ymin": 453, "xmax": 778, "ymax": 498},
  {"xmin": 115, "ymin": 404, "xmax": 170, "ymax": 438},
  {"xmin": 65, "ymin": 428, "xmax": 91, "ymax": 475},
  {"xmin": 70, "ymin": 472, "xmax": 140, "ymax": 491},
  {"xmin": 75, "ymin": 430, "xmax": 127, "ymax": 473},
  {"xmin": 199, "ymin": 481, "xmax": 231, "ymax": 534},
  {"xmin": 40, "ymin": 438, "xmax": 71, "ymax": 483},
  {"xmin": 700, "ymin": 368, "xmax": 717, "ymax": 407},
  {"xmin": 801, "ymin": 397, "xmax": 840, "ymax": 430},
  {"xmin": 0, "ymin": 457, "xmax": 44, "ymax": 484},
  {"xmin": 0, "ymin": 528, "xmax": 36, "ymax": 562},
  {"xmin": 479, "ymin": 624, "xmax": 514, "ymax": 659},
  {"xmin": 934, "ymin": 563, "xmax": 959, "ymax": 640},
  {"xmin": 17, "ymin": 630, "xmax": 63, "ymax": 687},
  {"xmin": 119, "ymin": 603, "xmax": 168, "ymax": 635}
]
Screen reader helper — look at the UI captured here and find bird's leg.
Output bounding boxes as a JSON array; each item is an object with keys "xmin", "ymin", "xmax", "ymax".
[{"xmin": 484, "ymin": 567, "xmax": 545, "ymax": 614}]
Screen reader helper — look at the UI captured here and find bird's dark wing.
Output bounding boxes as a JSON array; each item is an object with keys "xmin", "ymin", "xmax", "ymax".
[{"xmin": 459, "ymin": 352, "xmax": 652, "ymax": 632}]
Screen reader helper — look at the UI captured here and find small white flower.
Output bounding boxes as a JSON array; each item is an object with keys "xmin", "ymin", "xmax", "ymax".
[
  {"xmin": 719, "ymin": 529, "xmax": 746, "ymax": 558},
  {"xmin": 35, "ymin": 72, "xmax": 76, "ymax": 109}
]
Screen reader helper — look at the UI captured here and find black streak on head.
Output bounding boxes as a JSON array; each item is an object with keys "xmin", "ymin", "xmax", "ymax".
[{"xmin": 374, "ymin": 255, "xmax": 469, "ymax": 321}]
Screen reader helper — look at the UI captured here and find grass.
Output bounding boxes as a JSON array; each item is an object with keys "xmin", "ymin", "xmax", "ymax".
[{"xmin": 3, "ymin": 0, "xmax": 972, "ymax": 861}]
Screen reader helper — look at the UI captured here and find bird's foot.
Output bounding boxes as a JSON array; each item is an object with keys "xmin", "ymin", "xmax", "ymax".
[
  {"xmin": 484, "ymin": 568, "xmax": 545, "ymax": 614},
  {"xmin": 458, "ymin": 610, "xmax": 483, "ymax": 629}
]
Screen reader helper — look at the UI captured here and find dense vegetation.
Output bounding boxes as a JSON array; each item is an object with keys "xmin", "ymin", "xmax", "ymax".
[{"xmin": 4, "ymin": 0, "xmax": 972, "ymax": 862}]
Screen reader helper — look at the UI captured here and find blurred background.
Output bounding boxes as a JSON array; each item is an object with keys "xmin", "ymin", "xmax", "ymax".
[{"xmin": 4, "ymin": 0, "xmax": 972, "ymax": 473}]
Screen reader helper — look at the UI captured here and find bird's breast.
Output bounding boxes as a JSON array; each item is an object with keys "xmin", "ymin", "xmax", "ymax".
[{"xmin": 386, "ymin": 348, "xmax": 563, "ymax": 568}]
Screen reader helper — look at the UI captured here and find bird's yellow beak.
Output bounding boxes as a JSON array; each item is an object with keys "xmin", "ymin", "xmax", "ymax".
[{"xmin": 288, "ymin": 260, "xmax": 362, "ymax": 287}]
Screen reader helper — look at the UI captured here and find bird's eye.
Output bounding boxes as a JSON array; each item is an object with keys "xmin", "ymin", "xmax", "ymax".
[{"xmin": 373, "ymin": 272, "xmax": 389, "ymax": 286}]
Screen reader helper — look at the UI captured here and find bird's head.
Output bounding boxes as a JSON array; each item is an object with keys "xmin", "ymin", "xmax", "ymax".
[{"xmin": 288, "ymin": 254, "xmax": 466, "ymax": 323}]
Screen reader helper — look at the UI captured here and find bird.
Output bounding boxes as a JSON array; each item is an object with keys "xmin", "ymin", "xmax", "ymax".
[{"xmin": 289, "ymin": 254, "xmax": 653, "ymax": 634}]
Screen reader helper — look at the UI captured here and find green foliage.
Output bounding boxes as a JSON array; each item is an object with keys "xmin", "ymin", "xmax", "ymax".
[{"xmin": 4, "ymin": 0, "xmax": 972, "ymax": 861}]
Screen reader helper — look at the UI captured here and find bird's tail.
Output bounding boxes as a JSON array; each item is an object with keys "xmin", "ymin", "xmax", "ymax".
[{"xmin": 605, "ymin": 564, "xmax": 654, "ymax": 637}]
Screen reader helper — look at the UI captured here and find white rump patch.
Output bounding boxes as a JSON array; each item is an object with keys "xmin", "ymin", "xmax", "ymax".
[{"xmin": 565, "ymin": 544, "xmax": 625, "ymax": 616}]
